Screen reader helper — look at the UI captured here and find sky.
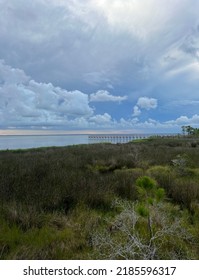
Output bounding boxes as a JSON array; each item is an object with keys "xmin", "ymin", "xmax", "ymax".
[{"xmin": 1, "ymin": 0, "xmax": 199, "ymax": 134}]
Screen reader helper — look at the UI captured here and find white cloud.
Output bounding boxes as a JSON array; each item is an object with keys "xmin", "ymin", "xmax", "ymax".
[
  {"xmin": 166, "ymin": 62, "xmax": 199, "ymax": 80},
  {"xmin": 0, "ymin": 58, "xmax": 198, "ymax": 133},
  {"xmin": 166, "ymin": 114, "xmax": 199, "ymax": 125},
  {"xmin": 89, "ymin": 113, "xmax": 112, "ymax": 124},
  {"xmin": 28, "ymin": 80, "xmax": 93, "ymax": 117},
  {"xmin": 137, "ymin": 97, "xmax": 158, "ymax": 110},
  {"xmin": 0, "ymin": 60, "xmax": 94, "ymax": 128},
  {"xmin": 132, "ymin": 96, "xmax": 158, "ymax": 117},
  {"xmin": 116, "ymin": 114, "xmax": 199, "ymax": 133},
  {"xmin": 92, "ymin": 0, "xmax": 190, "ymax": 43},
  {"xmin": 132, "ymin": 105, "xmax": 141, "ymax": 117},
  {"xmin": 0, "ymin": 59, "xmax": 29, "ymax": 85},
  {"xmin": 90, "ymin": 90, "xmax": 127, "ymax": 102}
]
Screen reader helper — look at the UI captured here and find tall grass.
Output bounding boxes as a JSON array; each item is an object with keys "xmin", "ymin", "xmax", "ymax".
[{"xmin": 0, "ymin": 139, "xmax": 199, "ymax": 259}]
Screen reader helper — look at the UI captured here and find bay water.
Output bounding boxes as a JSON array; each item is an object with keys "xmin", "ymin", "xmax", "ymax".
[
  {"xmin": 0, "ymin": 133, "xmax": 174, "ymax": 150},
  {"xmin": 0, "ymin": 134, "xmax": 89, "ymax": 150}
]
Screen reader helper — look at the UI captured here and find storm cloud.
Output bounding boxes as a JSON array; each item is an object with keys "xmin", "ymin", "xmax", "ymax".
[{"xmin": 1, "ymin": 0, "xmax": 199, "ymax": 132}]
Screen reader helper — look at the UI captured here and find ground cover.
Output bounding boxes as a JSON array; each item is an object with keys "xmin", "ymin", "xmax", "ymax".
[{"xmin": 0, "ymin": 137, "xmax": 199, "ymax": 259}]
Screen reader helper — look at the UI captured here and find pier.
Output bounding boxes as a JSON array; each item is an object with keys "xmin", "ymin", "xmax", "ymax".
[
  {"xmin": 88, "ymin": 134, "xmax": 151, "ymax": 144},
  {"xmin": 88, "ymin": 134, "xmax": 178, "ymax": 144}
]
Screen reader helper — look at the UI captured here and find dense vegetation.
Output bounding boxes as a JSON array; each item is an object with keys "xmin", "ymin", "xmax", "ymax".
[
  {"xmin": 182, "ymin": 125, "xmax": 199, "ymax": 136},
  {"xmin": 1, "ymin": 136, "xmax": 199, "ymax": 259}
]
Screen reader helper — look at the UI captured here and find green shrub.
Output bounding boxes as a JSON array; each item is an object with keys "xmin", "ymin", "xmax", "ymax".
[
  {"xmin": 147, "ymin": 165, "xmax": 174, "ymax": 191},
  {"xmin": 136, "ymin": 176, "xmax": 157, "ymax": 190},
  {"xmin": 170, "ymin": 178, "xmax": 199, "ymax": 208},
  {"xmin": 113, "ymin": 169, "xmax": 139, "ymax": 200}
]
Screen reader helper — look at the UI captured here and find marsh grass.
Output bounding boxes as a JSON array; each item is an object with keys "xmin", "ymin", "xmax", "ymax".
[{"xmin": 0, "ymin": 139, "xmax": 199, "ymax": 259}]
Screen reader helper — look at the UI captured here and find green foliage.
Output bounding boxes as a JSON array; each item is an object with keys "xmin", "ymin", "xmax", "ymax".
[
  {"xmin": 0, "ymin": 138, "xmax": 199, "ymax": 259},
  {"xmin": 136, "ymin": 176, "xmax": 157, "ymax": 190},
  {"xmin": 182, "ymin": 125, "xmax": 199, "ymax": 136},
  {"xmin": 169, "ymin": 177, "xmax": 199, "ymax": 208},
  {"xmin": 136, "ymin": 204, "xmax": 149, "ymax": 217},
  {"xmin": 136, "ymin": 176, "xmax": 165, "ymax": 203},
  {"xmin": 146, "ymin": 165, "xmax": 174, "ymax": 191},
  {"xmin": 155, "ymin": 188, "xmax": 165, "ymax": 202}
]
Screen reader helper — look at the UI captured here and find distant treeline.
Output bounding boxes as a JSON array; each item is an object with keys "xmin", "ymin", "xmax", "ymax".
[{"xmin": 182, "ymin": 125, "xmax": 199, "ymax": 135}]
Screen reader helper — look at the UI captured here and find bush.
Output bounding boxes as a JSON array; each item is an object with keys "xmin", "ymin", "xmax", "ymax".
[
  {"xmin": 147, "ymin": 165, "xmax": 174, "ymax": 192},
  {"xmin": 91, "ymin": 199, "xmax": 196, "ymax": 260},
  {"xmin": 170, "ymin": 178, "xmax": 199, "ymax": 208}
]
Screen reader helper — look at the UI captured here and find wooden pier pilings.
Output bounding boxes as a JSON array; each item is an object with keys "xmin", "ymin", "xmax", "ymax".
[
  {"xmin": 88, "ymin": 134, "xmax": 148, "ymax": 143},
  {"xmin": 88, "ymin": 134, "xmax": 177, "ymax": 144}
]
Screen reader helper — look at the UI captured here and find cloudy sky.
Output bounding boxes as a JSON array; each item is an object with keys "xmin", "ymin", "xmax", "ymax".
[{"xmin": 1, "ymin": 0, "xmax": 199, "ymax": 133}]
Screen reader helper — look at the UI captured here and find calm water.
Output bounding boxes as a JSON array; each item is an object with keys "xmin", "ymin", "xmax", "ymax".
[
  {"xmin": 0, "ymin": 135, "xmax": 88, "ymax": 150},
  {"xmin": 0, "ymin": 133, "xmax": 176, "ymax": 150}
]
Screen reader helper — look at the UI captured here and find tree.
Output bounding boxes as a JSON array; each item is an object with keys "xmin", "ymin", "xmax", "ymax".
[
  {"xmin": 136, "ymin": 176, "xmax": 165, "ymax": 241},
  {"xmin": 91, "ymin": 198, "xmax": 193, "ymax": 259},
  {"xmin": 92, "ymin": 176, "xmax": 193, "ymax": 259},
  {"xmin": 181, "ymin": 125, "xmax": 199, "ymax": 136}
]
